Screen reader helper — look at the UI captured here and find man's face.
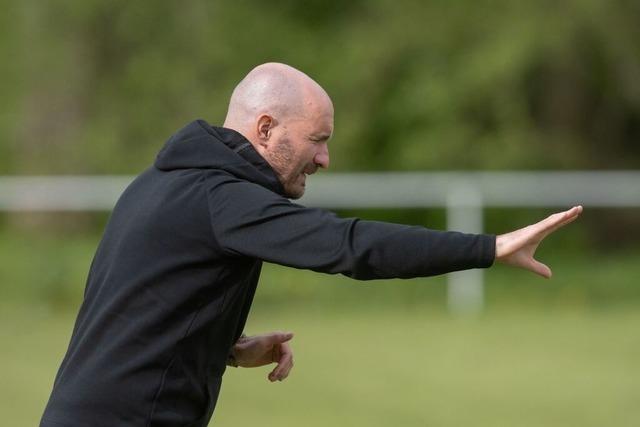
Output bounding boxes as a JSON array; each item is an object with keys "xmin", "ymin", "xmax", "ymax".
[{"xmin": 264, "ymin": 108, "xmax": 333, "ymax": 199}]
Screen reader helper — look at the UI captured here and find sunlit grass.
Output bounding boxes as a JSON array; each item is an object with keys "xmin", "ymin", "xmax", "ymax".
[{"xmin": 2, "ymin": 229, "xmax": 639, "ymax": 426}]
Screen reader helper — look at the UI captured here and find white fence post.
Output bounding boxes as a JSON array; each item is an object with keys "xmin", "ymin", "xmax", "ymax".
[{"xmin": 446, "ymin": 183, "xmax": 484, "ymax": 315}]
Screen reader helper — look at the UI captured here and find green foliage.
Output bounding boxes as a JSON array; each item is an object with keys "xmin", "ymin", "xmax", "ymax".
[
  {"xmin": 0, "ymin": 2, "xmax": 638, "ymax": 301},
  {"xmin": 0, "ymin": 226, "xmax": 94, "ymax": 309},
  {"xmin": 1, "ymin": 0, "xmax": 638, "ymax": 174}
]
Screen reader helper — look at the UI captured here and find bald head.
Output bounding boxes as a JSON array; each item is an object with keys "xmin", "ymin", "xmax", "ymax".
[
  {"xmin": 223, "ymin": 63, "xmax": 334, "ymax": 199},
  {"xmin": 223, "ymin": 62, "xmax": 332, "ymax": 133}
]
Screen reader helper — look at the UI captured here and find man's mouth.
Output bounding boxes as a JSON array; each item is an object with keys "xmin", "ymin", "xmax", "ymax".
[
  {"xmin": 303, "ymin": 166, "xmax": 317, "ymax": 176},
  {"xmin": 298, "ymin": 166, "xmax": 317, "ymax": 185}
]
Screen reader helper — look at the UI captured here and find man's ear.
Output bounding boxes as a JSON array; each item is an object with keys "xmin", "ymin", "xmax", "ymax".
[{"xmin": 256, "ymin": 115, "xmax": 275, "ymax": 147}]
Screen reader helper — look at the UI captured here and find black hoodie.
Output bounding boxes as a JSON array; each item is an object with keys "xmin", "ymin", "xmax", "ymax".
[{"xmin": 40, "ymin": 120, "xmax": 495, "ymax": 427}]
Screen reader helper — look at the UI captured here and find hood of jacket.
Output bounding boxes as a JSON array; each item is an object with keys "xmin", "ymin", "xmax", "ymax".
[{"xmin": 154, "ymin": 119, "xmax": 285, "ymax": 196}]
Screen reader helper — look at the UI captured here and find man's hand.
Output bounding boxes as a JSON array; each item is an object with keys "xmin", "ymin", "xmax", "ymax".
[
  {"xmin": 495, "ymin": 205, "xmax": 583, "ymax": 278},
  {"xmin": 231, "ymin": 331, "xmax": 294, "ymax": 382}
]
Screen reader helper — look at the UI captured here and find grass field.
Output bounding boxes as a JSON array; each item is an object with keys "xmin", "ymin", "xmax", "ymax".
[
  {"xmin": 1, "ymin": 229, "xmax": 639, "ymax": 426},
  {"xmin": 2, "ymin": 303, "xmax": 639, "ymax": 427},
  {"xmin": 219, "ymin": 306, "xmax": 640, "ymax": 427}
]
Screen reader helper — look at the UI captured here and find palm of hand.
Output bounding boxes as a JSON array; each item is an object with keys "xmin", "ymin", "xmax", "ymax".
[{"xmin": 496, "ymin": 206, "xmax": 582, "ymax": 278}]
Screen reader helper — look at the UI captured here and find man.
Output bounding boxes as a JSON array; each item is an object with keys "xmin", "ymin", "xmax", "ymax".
[{"xmin": 40, "ymin": 63, "xmax": 582, "ymax": 427}]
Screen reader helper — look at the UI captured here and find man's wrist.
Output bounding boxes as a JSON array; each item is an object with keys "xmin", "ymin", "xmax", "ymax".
[
  {"xmin": 226, "ymin": 333, "xmax": 248, "ymax": 368},
  {"xmin": 226, "ymin": 352, "xmax": 238, "ymax": 367}
]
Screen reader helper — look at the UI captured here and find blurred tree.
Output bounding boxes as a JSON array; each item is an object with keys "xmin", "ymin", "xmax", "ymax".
[{"xmin": 0, "ymin": 0, "xmax": 638, "ymax": 242}]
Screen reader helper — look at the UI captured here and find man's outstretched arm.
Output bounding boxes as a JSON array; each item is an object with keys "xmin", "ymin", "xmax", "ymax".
[
  {"xmin": 224, "ymin": 207, "xmax": 582, "ymax": 383},
  {"xmin": 495, "ymin": 205, "xmax": 583, "ymax": 278},
  {"xmin": 208, "ymin": 179, "xmax": 494, "ymax": 280}
]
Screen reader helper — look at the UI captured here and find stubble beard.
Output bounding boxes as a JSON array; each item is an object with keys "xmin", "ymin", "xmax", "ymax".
[{"xmin": 267, "ymin": 137, "xmax": 305, "ymax": 199}]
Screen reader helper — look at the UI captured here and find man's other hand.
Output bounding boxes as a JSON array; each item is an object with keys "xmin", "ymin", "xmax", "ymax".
[
  {"xmin": 495, "ymin": 205, "xmax": 583, "ymax": 278},
  {"xmin": 231, "ymin": 331, "xmax": 294, "ymax": 382}
]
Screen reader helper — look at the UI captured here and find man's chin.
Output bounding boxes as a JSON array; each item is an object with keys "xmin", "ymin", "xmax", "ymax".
[{"xmin": 284, "ymin": 184, "xmax": 305, "ymax": 199}]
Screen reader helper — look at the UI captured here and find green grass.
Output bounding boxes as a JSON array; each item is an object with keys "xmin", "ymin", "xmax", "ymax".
[
  {"xmin": 4, "ymin": 303, "xmax": 639, "ymax": 427},
  {"xmin": 2, "ymin": 228, "xmax": 640, "ymax": 425},
  {"xmin": 217, "ymin": 306, "xmax": 640, "ymax": 427}
]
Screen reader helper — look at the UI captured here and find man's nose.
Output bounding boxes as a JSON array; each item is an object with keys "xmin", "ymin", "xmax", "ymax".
[{"xmin": 314, "ymin": 143, "xmax": 330, "ymax": 169}]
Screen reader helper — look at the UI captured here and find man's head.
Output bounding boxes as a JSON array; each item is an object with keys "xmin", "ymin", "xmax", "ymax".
[{"xmin": 223, "ymin": 63, "xmax": 333, "ymax": 199}]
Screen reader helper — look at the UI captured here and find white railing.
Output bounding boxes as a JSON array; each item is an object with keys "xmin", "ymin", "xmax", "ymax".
[{"xmin": 2, "ymin": 172, "xmax": 639, "ymax": 314}]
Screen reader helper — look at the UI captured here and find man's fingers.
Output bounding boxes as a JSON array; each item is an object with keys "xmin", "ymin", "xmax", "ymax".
[
  {"xmin": 537, "ymin": 206, "xmax": 583, "ymax": 237},
  {"xmin": 541, "ymin": 209, "xmax": 581, "ymax": 239},
  {"xmin": 268, "ymin": 343, "xmax": 294, "ymax": 382},
  {"xmin": 541, "ymin": 206, "xmax": 582, "ymax": 230},
  {"xmin": 530, "ymin": 259, "xmax": 552, "ymax": 279},
  {"xmin": 264, "ymin": 331, "xmax": 294, "ymax": 346},
  {"xmin": 268, "ymin": 354, "xmax": 293, "ymax": 382}
]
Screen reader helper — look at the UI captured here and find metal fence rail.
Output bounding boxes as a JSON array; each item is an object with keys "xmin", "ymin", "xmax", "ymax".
[{"xmin": 2, "ymin": 172, "xmax": 639, "ymax": 313}]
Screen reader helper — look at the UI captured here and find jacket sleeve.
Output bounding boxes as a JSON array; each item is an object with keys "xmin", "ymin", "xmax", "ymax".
[{"xmin": 207, "ymin": 179, "xmax": 495, "ymax": 280}]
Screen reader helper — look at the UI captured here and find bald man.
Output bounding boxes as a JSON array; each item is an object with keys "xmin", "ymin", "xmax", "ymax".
[{"xmin": 40, "ymin": 63, "xmax": 581, "ymax": 427}]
